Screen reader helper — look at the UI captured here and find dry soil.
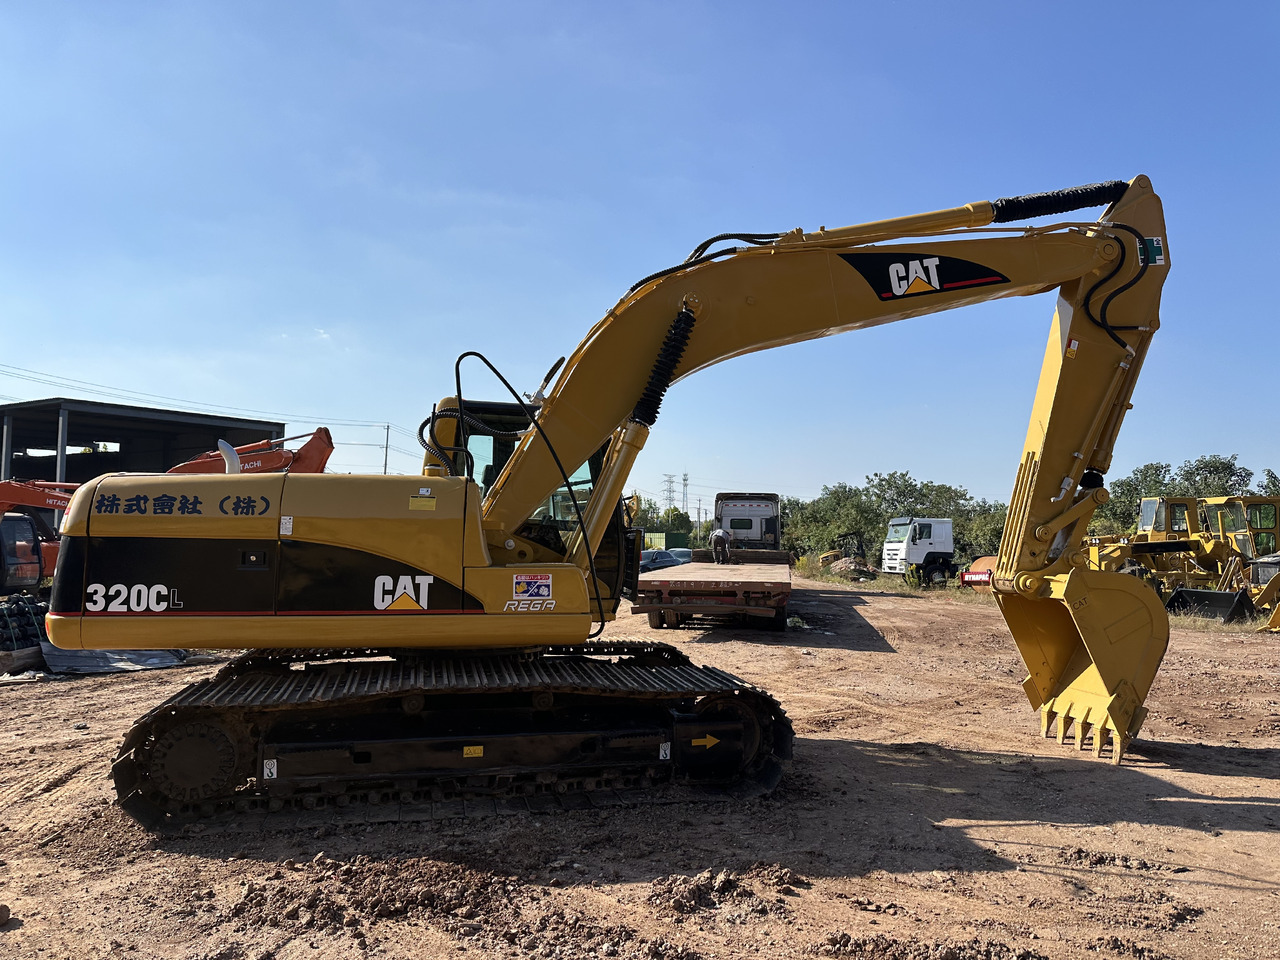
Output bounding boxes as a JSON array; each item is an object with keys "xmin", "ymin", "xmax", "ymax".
[{"xmin": 1, "ymin": 578, "xmax": 1277, "ymax": 960}]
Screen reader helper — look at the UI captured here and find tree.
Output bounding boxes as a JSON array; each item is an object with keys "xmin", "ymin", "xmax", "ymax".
[
  {"xmin": 1170, "ymin": 454, "xmax": 1253, "ymax": 498},
  {"xmin": 659, "ymin": 507, "xmax": 692, "ymax": 534},
  {"xmin": 1093, "ymin": 461, "xmax": 1171, "ymax": 533},
  {"xmin": 627, "ymin": 494, "xmax": 661, "ymax": 531},
  {"xmin": 779, "ymin": 473, "xmax": 1004, "ymax": 564},
  {"xmin": 953, "ymin": 499, "xmax": 1007, "ymax": 559},
  {"xmin": 1257, "ymin": 469, "xmax": 1280, "ymax": 496}
]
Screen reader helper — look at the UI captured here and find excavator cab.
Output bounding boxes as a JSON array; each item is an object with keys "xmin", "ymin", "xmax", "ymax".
[
  {"xmin": 1, "ymin": 513, "xmax": 45, "ymax": 592},
  {"xmin": 1136, "ymin": 497, "xmax": 1200, "ymax": 541},
  {"xmin": 423, "ymin": 398, "xmax": 641, "ymax": 610}
]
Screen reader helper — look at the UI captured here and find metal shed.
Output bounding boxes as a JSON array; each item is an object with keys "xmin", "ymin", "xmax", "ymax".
[{"xmin": 0, "ymin": 398, "xmax": 283, "ymax": 484}]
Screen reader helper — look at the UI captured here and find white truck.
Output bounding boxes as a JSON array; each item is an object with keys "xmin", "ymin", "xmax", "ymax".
[
  {"xmin": 880, "ymin": 517, "xmax": 958, "ymax": 586},
  {"xmin": 716, "ymin": 492, "xmax": 782, "ymax": 550}
]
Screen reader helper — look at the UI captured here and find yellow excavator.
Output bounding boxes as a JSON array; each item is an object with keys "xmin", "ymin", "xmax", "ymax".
[{"xmin": 47, "ymin": 176, "xmax": 1170, "ymax": 821}]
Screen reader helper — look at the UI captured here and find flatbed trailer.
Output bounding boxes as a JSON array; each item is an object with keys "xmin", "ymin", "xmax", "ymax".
[{"xmin": 633, "ymin": 561, "xmax": 792, "ymax": 631}]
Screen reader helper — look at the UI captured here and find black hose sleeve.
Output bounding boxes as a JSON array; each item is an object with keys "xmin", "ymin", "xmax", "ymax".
[
  {"xmin": 631, "ymin": 309, "xmax": 696, "ymax": 426},
  {"xmin": 990, "ymin": 181, "xmax": 1129, "ymax": 223},
  {"xmin": 628, "ymin": 250, "xmax": 736, "ymax": 294},
  {"xmin": 685, "ymin": 232, "xmax": 783, "ymax": 263},
  {"xmin": 415, "ymin": 418, "xmax": 458, "ymax": 475},
  {"xmin": 428, "ymin": 408, "xmax": 527, "ymax": 440}
]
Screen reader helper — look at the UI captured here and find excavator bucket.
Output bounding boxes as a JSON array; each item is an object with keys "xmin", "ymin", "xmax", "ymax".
[
  {"xmin": 997, "ymin": 569, "xmax": 1169, "ymax": 763},
  {"xmin": 1165, "ymin": 586, "xmax": 1255, "ymax": 624}
]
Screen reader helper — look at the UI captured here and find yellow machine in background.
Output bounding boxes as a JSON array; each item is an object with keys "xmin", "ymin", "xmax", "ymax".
[
  {"xmin": 1088, "ymin": 495, "xmax": 1280, "ymax": 622},
  {"xmin": 49, "ymin": 176, "xmax": 1171, "ymax": 821}
]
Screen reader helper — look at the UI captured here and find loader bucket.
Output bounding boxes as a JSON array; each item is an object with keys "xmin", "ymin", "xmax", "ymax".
[
  {"xmin": 1165, "ymin": 587, "xmax": 1255, "ymax": 624},
  {"xmin": 997, "ymin": 568, "xmax": 1169, "ymax": 763},
  {"xmin": 1263, "ymin": 603, "xmax": 1280, "ymax": 633}
]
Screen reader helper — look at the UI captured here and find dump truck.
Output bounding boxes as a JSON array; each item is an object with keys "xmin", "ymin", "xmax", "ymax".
[{"xmin": 49, "ymin": 176, "xmax": 1174, "ymax": 824}]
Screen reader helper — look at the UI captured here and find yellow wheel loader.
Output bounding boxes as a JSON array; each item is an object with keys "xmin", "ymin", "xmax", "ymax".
[{"xmin": 48, "ymin": 176, "xmax": 1171, "ymax": 822}]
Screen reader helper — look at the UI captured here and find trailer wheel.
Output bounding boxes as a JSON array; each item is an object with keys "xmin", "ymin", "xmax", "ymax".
[
  {"xmin": 663, "ymin": 611, "xmax": 682, "ymax": 629},
  {"xmin": 647, "ymin": 611, "xmax": 664, "ymax": 629},
  {"xmin": 765, "ymin": 606, "xmax": 788, "ymax": 632}
]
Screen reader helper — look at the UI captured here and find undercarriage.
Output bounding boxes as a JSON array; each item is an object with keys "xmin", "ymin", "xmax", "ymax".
[{"xmin": 112, "ymin": 641, "xmax": 793, "ymax": 824}]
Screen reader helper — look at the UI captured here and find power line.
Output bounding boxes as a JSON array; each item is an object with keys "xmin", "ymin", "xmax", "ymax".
[{"xmin": 0, "ymin": 362, "xmax": 420, "ymax": 432}]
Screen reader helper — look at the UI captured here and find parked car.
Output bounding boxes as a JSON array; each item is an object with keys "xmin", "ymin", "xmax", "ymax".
[
  {"xmin": 639, "ymin": 549, "xmax": 684, "ymax": 573},
  {"xmin": 667, "ymin": 547, "xmax": 693, "ymax": 564}
]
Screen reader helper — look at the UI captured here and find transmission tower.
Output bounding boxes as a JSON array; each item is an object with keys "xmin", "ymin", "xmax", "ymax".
[
  {"xmin": 661, "ymin": 474, "xmax": 677, "ymax": 511},
  {"xmin": 681, "ymin": 473, "xmax": 688, "ymax": 513}
]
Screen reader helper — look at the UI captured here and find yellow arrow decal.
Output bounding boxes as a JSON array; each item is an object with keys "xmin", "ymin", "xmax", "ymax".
[{"xmin": 691, "ymin": 734, "xmax": 720, "ymax": 749}]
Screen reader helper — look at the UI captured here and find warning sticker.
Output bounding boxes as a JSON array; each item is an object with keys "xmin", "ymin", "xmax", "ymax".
[
  {"xmin": 1066, "ymin": 338, "xmax": 1079, "ymax": 359},
  {"xmin": 514, "ymin": 574, "xmax": 552, "ymax": 600}
]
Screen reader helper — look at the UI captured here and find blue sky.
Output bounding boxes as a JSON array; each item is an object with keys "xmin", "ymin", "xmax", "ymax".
[{"xmin": 2, "ymin": 3, "xmax": 1276, "ymax": 513}]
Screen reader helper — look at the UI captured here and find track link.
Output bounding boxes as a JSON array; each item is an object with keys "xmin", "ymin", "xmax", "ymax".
[{"xmin": 113, "ymin": 641, "xmax": 792, "ymax": 825}]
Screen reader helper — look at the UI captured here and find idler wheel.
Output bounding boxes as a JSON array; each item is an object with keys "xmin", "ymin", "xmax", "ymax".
[
  {"xmin": 696, "ymin": 693, "xmax": 764, "ymax": 772},
  {"xmin": 147, "ymin": 721, "xmax": 240, "ymax": 803}
]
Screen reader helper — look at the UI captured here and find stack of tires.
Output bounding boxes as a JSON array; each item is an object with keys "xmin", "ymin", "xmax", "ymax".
[{"xmin": 0, "ymin": 594, "xmax": 48, "ymax": 672}]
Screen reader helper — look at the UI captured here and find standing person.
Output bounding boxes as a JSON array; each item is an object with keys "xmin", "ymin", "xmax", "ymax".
[{"xmin": 710, "ymin": 527, "xmax": 732, "ymax": 565}]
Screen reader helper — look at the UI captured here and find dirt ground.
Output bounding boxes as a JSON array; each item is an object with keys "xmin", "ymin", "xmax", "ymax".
[{"xmin": 1, "ymin": 578, "xmax": 1277, "ymax": 960}]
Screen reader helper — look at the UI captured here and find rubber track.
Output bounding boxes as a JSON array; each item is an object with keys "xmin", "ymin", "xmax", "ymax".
[{"xmin": 115, "ymin": 641, "xmax": 793, "ymax": 826}]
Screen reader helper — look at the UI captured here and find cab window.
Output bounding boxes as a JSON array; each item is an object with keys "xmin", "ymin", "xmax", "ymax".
[
  {"xmin": 914, "ymin": 523, "xmax": 932, "ymax": 540},
  {"xmin": 1256, "ymin": 532, "xmax": 1277, "ymax": 555},
  {"xmin": 1248, "ymin": 503, "xmax": 1276, "ymax": 530},
  {"xmin": 1138, "ymin": 498, "xmax": 1160, "ymax": 532},
  {"xmin": 1169, "ymin": 503, "xmax": 1189, "ymax": 533}
]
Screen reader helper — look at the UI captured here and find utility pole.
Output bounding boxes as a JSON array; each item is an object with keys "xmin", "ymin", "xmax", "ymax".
[
  {"xmin": 383, "ymin": 424, "xmax": 390, "ymax": 475},
  {"xmin": 697, "ymin": 498, "xmax": 702, "ymax": 524},
  {"xmin": 682, "ymin": 472, "xmax": 688, "ymax": 513}
]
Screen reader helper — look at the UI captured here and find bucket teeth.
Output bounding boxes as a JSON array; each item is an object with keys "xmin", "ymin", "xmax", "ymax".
[
  {"xmin": 1092, "ymin": 724, "xmax": 1109, "ymax": 759},
  {"xmin": 1037, "ymin": 704, "xmax": 1127, "ymax": 763},
  {"xmin": 1110, "ymin": 735, "xmax": 1127, "ymax": 766}
]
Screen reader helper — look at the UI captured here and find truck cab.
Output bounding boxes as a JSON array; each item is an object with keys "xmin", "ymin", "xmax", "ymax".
[
  {"xmin": 714, "ymin": 493, "xmax": 781, "ymax": 550},
  {"xmin": 881, "ymin": 517, "xmax": 956, "ymax": 585}
]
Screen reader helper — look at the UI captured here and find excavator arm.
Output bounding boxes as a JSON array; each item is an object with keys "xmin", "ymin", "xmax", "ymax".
[{"xmin": 471, "ymin": 175, "xmax": 1168, "ymax": 760}]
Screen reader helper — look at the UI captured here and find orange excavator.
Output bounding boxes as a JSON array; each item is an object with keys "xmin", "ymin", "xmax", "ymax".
[
  {"xmin": 0, "ymin": 480, "xmax": 76, "ymax": 594},
  {"xmin": 1, "ymin": 429, "xmax": 333, "ymax": 597},
  {"xmin": 166, "ymin": 429, "xmax": 334, "ymax": 475}
]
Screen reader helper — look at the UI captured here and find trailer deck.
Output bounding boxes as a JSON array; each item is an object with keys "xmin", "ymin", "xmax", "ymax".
[{"xmin": 633, "ymin": 561, "xmax": 792, "ymax": 630}]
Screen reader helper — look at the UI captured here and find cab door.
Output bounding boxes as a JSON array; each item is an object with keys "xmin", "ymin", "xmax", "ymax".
[{"xmin": 1, "ymin": 515, "xmax": 42, "ymax": 591}]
